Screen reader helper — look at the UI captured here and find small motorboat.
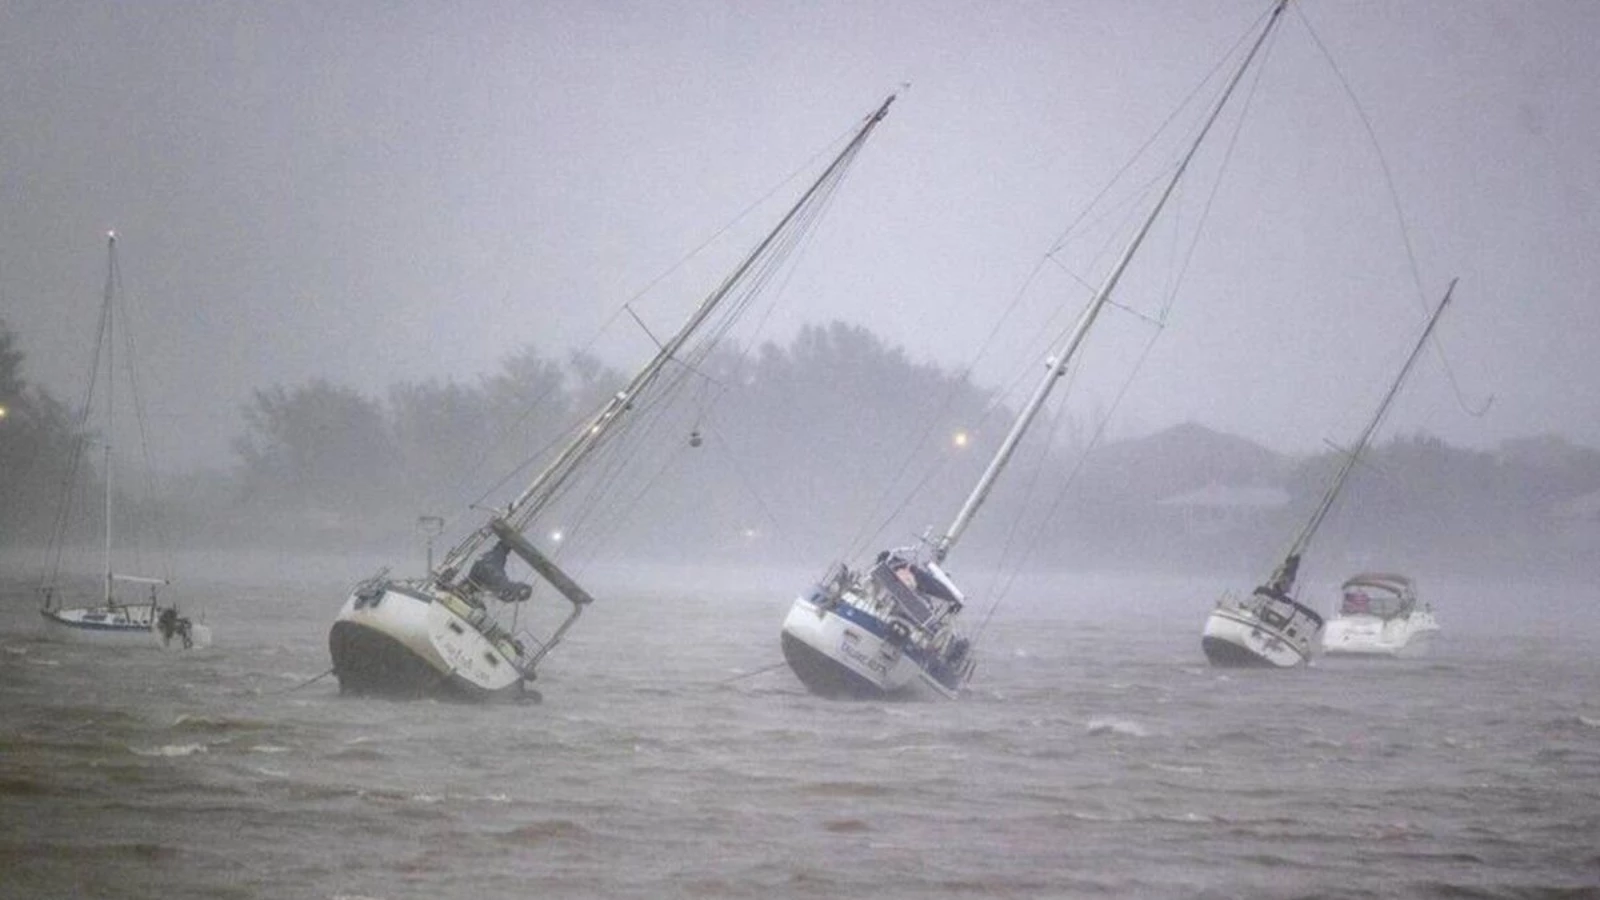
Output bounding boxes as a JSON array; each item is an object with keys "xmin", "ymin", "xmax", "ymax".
[{"xmin": 1321, "ymin": 573, "xmax": 1439, "ymax": 657}]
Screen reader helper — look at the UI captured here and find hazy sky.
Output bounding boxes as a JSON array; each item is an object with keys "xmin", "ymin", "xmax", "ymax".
[{"xmin": 3, "ymin": 0, "xmax": 1596, "ymax": 470}]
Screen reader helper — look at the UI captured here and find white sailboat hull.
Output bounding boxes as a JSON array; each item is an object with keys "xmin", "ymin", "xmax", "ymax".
[
  {"xmin": 1201, "ymin": 593, "xmax": 1321, "ymax": 668},
  {"xmin": 40, "ymin": 606, "xmax": 212, "ymax": 650},
  {"xmin": 779, "ymin": 596, "xmax": 961, "ymax": 701},
  {"xmin": 1322, "ymin": 610, "xmax": 1438, "ymax": 657},
  {"xmin": 328, "ymin": 580, "xmax": 533, "ymax": 702}
]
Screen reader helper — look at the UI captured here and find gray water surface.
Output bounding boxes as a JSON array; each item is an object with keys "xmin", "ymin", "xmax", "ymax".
[{"xmin": 2, "ymin": 569, "xmax": 1596, "ymax": 899}]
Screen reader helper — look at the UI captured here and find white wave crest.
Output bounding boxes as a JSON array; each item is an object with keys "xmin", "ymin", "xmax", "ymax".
[
  {"xmin": 1085, "ymin": 716, "xmax": 1150, "ymax": 737},
  {"xmin": 130, "ymin": 743, "xmax": 208, "ymax": 757}
]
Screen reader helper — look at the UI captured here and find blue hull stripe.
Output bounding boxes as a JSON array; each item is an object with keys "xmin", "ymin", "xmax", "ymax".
[{"xmin": 818, "ymin": 602, "xmax": 937, "ymax": 670}]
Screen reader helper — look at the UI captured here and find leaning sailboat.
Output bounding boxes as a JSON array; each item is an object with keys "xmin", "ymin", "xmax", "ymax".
[
  {"xmin": 38, "ymin": 232, "xmax": 211, "ymax": 650},
  {"xmin": 1201, "ymin": 280, "xmax": 1456, "ymax": 668},
  {"xmin": 780, "ymin": 1, "xmax": 1291, "ymax": 701},
  {"xmin": 329, "ymin": 94, "xmax": 897, "ymax": 701}
]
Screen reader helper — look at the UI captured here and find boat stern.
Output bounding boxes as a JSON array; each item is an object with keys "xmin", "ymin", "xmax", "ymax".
[
  {"xmin": 329, "ymin": 578, "xmax": 528, "ymax": 701},
  {"xmin": 780, "ymin": 595, "xmax": 910, "ymax": 699},
  {"xmin": 1202, "ymin": 590, "xmax": 1322, "ymax": 668}
]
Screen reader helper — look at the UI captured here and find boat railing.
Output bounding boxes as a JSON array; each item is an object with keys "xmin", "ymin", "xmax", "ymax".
[{"xmin": 509, "ymin": 628, "xmax": 548, "ymax": 663}]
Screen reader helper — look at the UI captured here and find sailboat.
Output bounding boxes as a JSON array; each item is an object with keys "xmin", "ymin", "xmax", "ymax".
[
  {"xmin": 329, "ymin": 95, "xmax": 897, "ymax": 701},
  {"xmin": 38, "ymin": 232, "xmax": 212, "ymax": 650},
  {"xmin": 780, "ymin": 1, "xmax": 1292, "ymax": 700},
  {"xmin": 1201, "ymin": 281, "xmax": 1455, "ymax": 667},
  {"xmin": 1320, "ymin": 572, "xmax": 1439, "ymax": 657}
]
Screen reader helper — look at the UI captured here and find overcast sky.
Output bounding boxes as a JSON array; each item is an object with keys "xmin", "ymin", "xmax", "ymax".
[{"xmin": 2, "ymin": 0, "xmax": 1596, "ymax": 470}]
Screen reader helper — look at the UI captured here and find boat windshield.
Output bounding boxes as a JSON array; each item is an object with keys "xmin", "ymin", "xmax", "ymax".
[
  {"xmin": 869, "ymin": 559, "xmax": 956, "ymax": 630},
  {"xmin": 1340, "ymin": 585, "xmax": 1413, "ymax": 618}
]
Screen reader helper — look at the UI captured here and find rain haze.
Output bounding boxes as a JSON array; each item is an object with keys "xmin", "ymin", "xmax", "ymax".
[
  {"xmin": 2, "ymin": 0, "xmax": 1597, "ymax": 469},
  {"xmin": 2, "ymin": 2, "xmax": 1599, "ymax": 899}
]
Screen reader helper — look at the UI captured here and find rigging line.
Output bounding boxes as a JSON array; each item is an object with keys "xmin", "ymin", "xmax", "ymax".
[
  {"xmin": 845, "ymin": 362, "xmax": 1006, "ymax": 561},
  {"xmin": 469, "ymin": 417, "xmax": 586, "ymax": 515},
  {"xmin": 1154, "ymin": 5, "xmax": 1281, "ymax": 324},
  {"xmin": 1045, "ymin": 1, "xmax": 1275, "ymax": 256},
  {"xmin": 700, "ymin": 151, "xmax": 859, "ymax": 359},
  {"xmin": 525, "ymin": 208, "xmax": 831, "ymax": 536},
  {"xmin": 455, "ymin": 107, "xmax": 877, "ymax": 545},
  {"xmin": 533, "ymin": 381, "xmax": 682, "ymax": 535},
  {"xmin": 557, "ymin": 431, "xmax": 694, "ymax": 570},
  {"xmin": 1045, "ymin": 171, "xmax": 1166, "ymax": 304},
  {"xmin": 43, "ymin": 244, "xmax": 116, "ymax": 587},
  {"xmin": 450, "ymin": 137, "xmax": 845, "ymax": 516},
  {"xmin": 844, "ymin": 271, "xmax": 1104, "ymax": 561},
  {"xmin": 967, "ymin": 340, "xmax": 1095, "ymax": 640},
  {"xmin": 480, "ymin": 111, "xmax": 879, "ymax": 574},
  {"xmin": 452, "ymin": 348, "xmax": 614, "ymax": 511},
  {"xmin": 268, "ymin": 667, "xmax": 336, "ymax": 695},
  {"xmin": 604, "ymin": 116, "xmax": 866, "ymax": 327},
  {"xmin": 717, "ymin": 660, "xmax": 790, "ymax": 685},
  {"xmin": 530, "ymin": 155, "xmax": 859, "ymax": 538},
  {"xmin": 971, "ymin": 5, "xmax": 1284, "ymax": 601},
  {"xmin": 704, "ymin": 420, "xmax": 794, "ymax": 550},
  {"xmin": 1292, "ymin": 2, "xmax": 1491, "ymax": 419},
  {"xmin": 112, "ymin": 255, "xmax": 174, "ymax": 583},
  {"xmin": 975, "ymin": 323, "xmax": 1166, "ymax": 644},
  {"xmin": 843, "ymin": 255, "xmax": 1058, "ymax": 559},
  {"xmin": 550, "ymin": 359, "xmax": 726, "ymax": 568},
  {"xmin": 1104, "ymin": 297, "xmax": 1166, "ymax": 329},
  {"xmin": 712, "ymin": 165, "xmax": 856, "ymax": 376},
  {"xmin": 853, "ymin": 285, "xmax": 1103, "ymax": 564},
  {"xmin": 624, "ymin": 303, "xmax": 665, "ymax": 351},
  {"xmin": 1056, "ymin": 164, "xmax": 1177, "ymax": 285},
  {"xmin": 518, "ymin": 115, "xmax": 871, "ymax": 527},
  {"xmin": 534, "ymin": 270, "xmax": 761, "ymax": 540},
  {"xmin": 498, "ymin": 351, "xmax": 689, "ymax": 525},
  {"xmin": 517, "ymin": 136, "xmax": 867, "ymax": 530}
]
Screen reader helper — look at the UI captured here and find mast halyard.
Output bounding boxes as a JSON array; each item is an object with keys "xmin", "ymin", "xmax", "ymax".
[
  {"xmin": 102, "ymin": 232, "xmax": 118, "ymax": 608},
  {"xmin": 1266, "ymin": 279, "xmax": 1456, "ymax": 590},
  {"xmin": 934, "ymin": 0, "xmax": 1288, "ymax": 562},
  {"xmin": 436, "ymin": 94, "xmax": 898, "ymax": 577}
]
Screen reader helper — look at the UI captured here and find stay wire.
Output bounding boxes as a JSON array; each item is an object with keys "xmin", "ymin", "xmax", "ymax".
[
  {"xmin": 506, "ymin": 139, "xmax": 865, "ymax": 573},
  {"xmin": 42, "ymin": 244, "xmax": 115, "ymax": 590},
  {"xmin": 1044, "ymin": 1, "xmax": 1274, "ymax": 257},
  {"xmin": 451, "ymin": 115, "xmax": 873, "ymax": 520},
  {"xmin": 269, "ymin": 668, "xmax": 336, "ymax": 695},
  {"xmin": 970, "ymin": 16, "xmax": 1280, "ymax": 642},
  {"xmin": 1292, "ymin": 2, "xmax": 1490, "ymax": 418},
  {"xmin": 112, "ymin": 250, "xmax": 175, "ymax": 585}
]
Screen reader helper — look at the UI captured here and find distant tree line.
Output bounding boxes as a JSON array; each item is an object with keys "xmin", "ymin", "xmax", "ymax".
[
  {"xmin": 4, "ymin": 318, "xmax": 1597, "ymax": 578},
  {"xmin": 0, "ymin": 320, "xmax": 82, "ymax": 544}
]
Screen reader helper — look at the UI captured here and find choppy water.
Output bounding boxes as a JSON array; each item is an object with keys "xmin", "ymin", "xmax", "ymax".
[{"xmin": 2, "ymin": 565, "xmax": 1597, "ymax": 899}]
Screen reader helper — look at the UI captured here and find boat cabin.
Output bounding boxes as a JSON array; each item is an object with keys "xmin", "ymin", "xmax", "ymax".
[{"xmin": 1339, "ymin": 573, "xmax": 1417, "ymax": 619}]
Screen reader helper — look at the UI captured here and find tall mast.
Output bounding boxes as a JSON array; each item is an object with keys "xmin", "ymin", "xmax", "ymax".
[
  {"xmin": 1277, "ymin": 279, "xmax": 1455, "ymax": 569},
  {"xmin": 102, "ymin": 232, "xmax": 117, "ymax": 606},
  {"xmin": 439, "ymin": 94, "xmax": 897, "ymax": 572},
  {"xmin": 936, "ymin": 0, "xmax": 1288, "ymax": 561}
]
